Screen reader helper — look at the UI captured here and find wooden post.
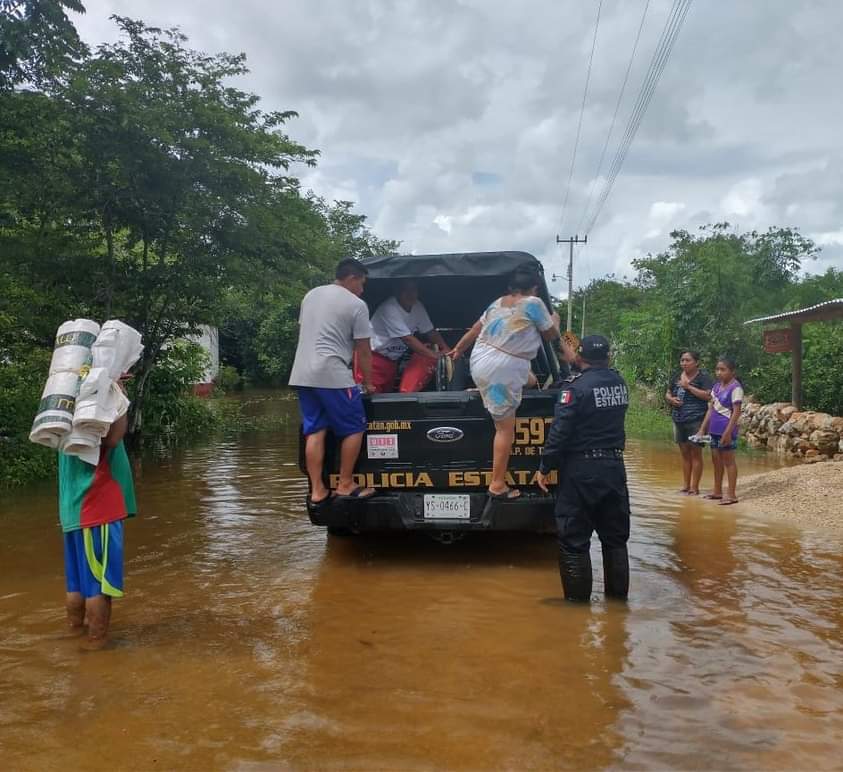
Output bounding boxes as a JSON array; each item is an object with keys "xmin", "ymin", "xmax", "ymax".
[{"xmin": 791, "ymin": 322, "xmax": 802, "ymax": 410}]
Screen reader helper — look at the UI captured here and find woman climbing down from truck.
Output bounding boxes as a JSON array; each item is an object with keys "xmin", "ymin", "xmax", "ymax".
[{"xmin": 450, "ymin": 264, "xmax": 561, "ymax": 501}]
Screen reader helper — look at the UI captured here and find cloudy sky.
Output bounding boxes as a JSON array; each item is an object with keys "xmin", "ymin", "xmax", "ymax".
[{"xmin": 74, "ymin": 0, "xmax": 843, "ymax": 299}]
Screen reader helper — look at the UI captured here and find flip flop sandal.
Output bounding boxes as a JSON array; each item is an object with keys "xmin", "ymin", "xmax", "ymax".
[
  {"xmin": 307, "ymin": 494, "xmax": 331, "ymax": 508},
  {"xmin": 488, "ymin": 488, "xmax": 522, "ymax": 502},
  {"xmin": 719, "ymin": 498, "xmax": 739, "ymax": 506},
  {"xmin": 703, "ymin": 494, "xmax": 722, "ymax": 500},
  {"xmin": 336, "ymin": 486, "xmax": 376, "ymax": 500},
  {"xmin": 678, "ymin": 488, "xmax": 690, "ymax": 494}
]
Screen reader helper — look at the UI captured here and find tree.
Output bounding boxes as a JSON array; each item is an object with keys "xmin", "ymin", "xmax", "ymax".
[
  {"xmin": 619, "ymin": 224, "xmax": 817, "ymax": 385},
  {"xmin": 219, "ymin": 197, "xmax": 400, "ymax": 382},
  {"xmin": 9, "ymin": 16, "xmax": 324, "ymax": 429},
  {"xmin": 0, "ymin": 0, "xmax": 88, "ymax": 88},
  {"xmin": 571, "ymin": 275, "xmax": 644, "ymax": 340}
]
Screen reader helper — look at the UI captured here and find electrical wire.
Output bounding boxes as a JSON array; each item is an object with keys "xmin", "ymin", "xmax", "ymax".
[
  {"xmin": 559, "ymin": 0, "xmax": 604, "ymax": 234},
  {"xmin": 582, "ymin": 0, "xmax": 693, "ymax": 234},
  {"xmin": 584, "ymin": 0, "xmax": 691, "ymax": 233},
  {"xmin": 575, "ymin": 0, "xmax": 651, "ymax": 235}
]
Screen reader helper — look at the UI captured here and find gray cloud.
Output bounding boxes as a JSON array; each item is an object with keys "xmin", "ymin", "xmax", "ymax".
[{"xmin": 75, "ymin": 0, "xmax": 843, "ymax": 299}]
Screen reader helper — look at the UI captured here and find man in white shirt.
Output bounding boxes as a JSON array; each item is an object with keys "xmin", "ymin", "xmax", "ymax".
[
  {"xmin": 289, "ymin": 258, "xmax": 376, "ymax": 504},
  {"xmin": 359, "ymin": 280, "xmax": 451, "ymax": 393}
]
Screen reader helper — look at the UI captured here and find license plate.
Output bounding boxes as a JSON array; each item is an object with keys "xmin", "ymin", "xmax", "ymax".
[{"xmin": 424, "ymin": 494, "xmax": 471, "ymax": 520}]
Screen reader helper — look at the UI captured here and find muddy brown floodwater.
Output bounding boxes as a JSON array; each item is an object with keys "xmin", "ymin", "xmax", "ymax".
[{"xmin": 1, "ymin": 392, "xmax": 842, "ymax": 771}]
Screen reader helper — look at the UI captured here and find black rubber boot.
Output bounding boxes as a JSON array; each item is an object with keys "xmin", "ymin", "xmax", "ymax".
[
  {"xmin": 558, "ymin": 547, "xmax": 593, "ymax": 602},
  {"xmin": 602, "ymin": 545, "xmax": 629, "ymax": 600}
]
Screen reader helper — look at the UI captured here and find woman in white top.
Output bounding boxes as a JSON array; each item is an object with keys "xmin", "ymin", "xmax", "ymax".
[{"xmin": 450, "ymin": 265, "xmax": 560, "ymax": 500}]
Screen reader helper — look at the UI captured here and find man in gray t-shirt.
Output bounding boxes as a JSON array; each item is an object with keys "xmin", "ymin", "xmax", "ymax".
[{"xmin": 289, "ymin": 258, "xmax": 375, "ymax": 505}]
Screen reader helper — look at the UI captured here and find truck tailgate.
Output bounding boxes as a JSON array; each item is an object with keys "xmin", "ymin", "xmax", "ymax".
[{"xmin": 321, "ymin": 390, "xmax": 559, "ymax": 492}]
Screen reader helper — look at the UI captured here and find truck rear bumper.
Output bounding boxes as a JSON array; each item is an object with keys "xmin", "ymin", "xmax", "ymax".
[{"xmin": 307, "ymin": 491, "xmax": 556, "ymax": 533}]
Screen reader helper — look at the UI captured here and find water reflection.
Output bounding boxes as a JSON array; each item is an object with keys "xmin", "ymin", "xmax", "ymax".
[{"xmin": 0, "ymin": 392, "xmax": 840, "ymax": 770}]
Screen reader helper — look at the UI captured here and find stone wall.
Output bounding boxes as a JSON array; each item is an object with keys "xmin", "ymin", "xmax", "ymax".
[{"xmin": 741, "ymin": 401, "xmax": 843, "ymax": 463}]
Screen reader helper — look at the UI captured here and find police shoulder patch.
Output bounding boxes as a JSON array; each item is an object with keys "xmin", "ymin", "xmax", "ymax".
[{"xmin": 559, "ymin": 389, "xmax": 574, "ymax": 405}]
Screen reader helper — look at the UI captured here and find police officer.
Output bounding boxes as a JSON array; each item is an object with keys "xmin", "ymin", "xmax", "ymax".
[{"xmin": 536, "ymin": 335, "xmax": 631, "ymax": 602}]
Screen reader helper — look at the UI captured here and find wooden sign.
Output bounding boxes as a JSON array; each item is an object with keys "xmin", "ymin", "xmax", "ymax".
[{"xmin": 764, "ymin": 328, "xmax": 792, "ymax": 353}]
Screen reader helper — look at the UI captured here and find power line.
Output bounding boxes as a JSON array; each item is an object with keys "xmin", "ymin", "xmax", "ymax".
[
  {"xmin": 559, "ymin": 0, "xmax": 604, "ymax": 234},
  {"xmin": 582, "ymin": 0, "xmax": 693, "ymax": 235},
  {"xmin": 584, "ymin": 0, "xmax": 691, "ymax": 233},
  {"xmin": 576, "ymin": 0, "xmax": 651, "ymax": 235}
]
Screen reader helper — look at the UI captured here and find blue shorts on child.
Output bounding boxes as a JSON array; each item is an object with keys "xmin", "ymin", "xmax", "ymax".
[
  {"xmin": 296, "ymin": 386, "xmax": 367, "ymax": 438},
  {"xmin": 64, "ymin": 519, "xmax": 124, "ymax": 598}
]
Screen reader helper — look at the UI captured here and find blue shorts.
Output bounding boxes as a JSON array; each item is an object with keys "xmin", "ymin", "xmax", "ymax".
[
  {"xmin": 710, "ymin": 434, "xmax": 738, "ymax": 451},
  {"xmin": 64, "ymin": 520, "xmax": 124, "ymax": 598},
  {"xmin": 296, "ymin": 386, "xmax": 367, "ymax": 439}
]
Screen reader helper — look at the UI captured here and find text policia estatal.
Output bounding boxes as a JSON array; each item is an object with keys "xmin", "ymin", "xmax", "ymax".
[{"xmin": 329, "ymin": 469, "xmax": 558, "ymax": 489}]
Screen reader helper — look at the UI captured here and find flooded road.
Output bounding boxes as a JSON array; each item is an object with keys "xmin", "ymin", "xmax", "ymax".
[{"xmin": 1, "ymin": 392, "xmax": 842, "ymax": 770}]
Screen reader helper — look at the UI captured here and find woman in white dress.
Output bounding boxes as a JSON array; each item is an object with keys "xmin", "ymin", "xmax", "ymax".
[{"xmin": 450, "ymin": 265, "xmax": 560, "ymax": 500}]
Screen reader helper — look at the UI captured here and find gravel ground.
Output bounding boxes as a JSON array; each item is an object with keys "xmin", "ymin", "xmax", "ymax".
[{"xmin": 738, "ymin": 461, "xmax": 843, "ymax": 530}]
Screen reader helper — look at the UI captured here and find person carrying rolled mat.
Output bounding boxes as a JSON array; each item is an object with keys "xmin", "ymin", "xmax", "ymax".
[
  {"xmin": 450, "ymin": 263, "xmax": 560, "ymax": 501},
  {"xmin": 536, "ymin": 335, "xmax": 631, "ymax": 603},
  {"xmin": 358, "ymin": 279, "xmax": 452, "ymax": 393},
  {"xmin": 60, "ymin": 377, "xmax": 136, "ymax": 650}
]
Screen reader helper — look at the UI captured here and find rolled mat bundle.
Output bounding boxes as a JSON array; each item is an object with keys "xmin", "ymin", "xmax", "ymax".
[
  {"xmin": 30, "ymin": 319, "xmax": 143, "ymax": 464},
  {"xmin": 68, "ymin": 321, "xmax": 143, "ymax": 462},
  {"xmin": 29, "ymin": 319, "xmax": 101, "ymax": 449}
]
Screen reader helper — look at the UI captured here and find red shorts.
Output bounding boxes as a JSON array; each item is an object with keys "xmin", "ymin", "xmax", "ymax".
[{"xmin": 355, "ymin": 351, "xmax": 437, "ymax": 393}]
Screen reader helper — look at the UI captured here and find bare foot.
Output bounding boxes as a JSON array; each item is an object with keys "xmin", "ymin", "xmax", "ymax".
[
  {"xmin": 79, "ymin": 636, "xmax": 112, "ymax": 651},
  {"xmin": 334, "ymin": 485, "xmax": 376, "ymax": 499},
  {"xmin": 67, "ymin": 623, "xmax": 87, "ymax": 637},
  {"xmin": 488, "ymin": 487, "xmax": 521, "ymax": 501},
  {"xmin": 308, "ymin": 489, "xmax": 331, "ymax": 505}
]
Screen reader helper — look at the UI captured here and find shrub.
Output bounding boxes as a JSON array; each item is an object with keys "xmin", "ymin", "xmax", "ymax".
[
  {"xmin": 132, "ymin": 342, "xmax": 218, "ymax": 440},
  {"xmin": 0, "ymin": 348, "xmax": 57, "ymax": 488},
  {"xmin": 215, "ymin": 364, "xmax": 242, "ymax": 393}
]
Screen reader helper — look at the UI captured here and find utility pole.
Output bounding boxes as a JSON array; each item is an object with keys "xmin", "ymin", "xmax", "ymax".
[
  {"xmin": 581, "ymin": 293, "xmax": 586, "ymax": 339},
  {"xmin": 556, "ymin": 234, "xmax": 587, "ymax": 332}
]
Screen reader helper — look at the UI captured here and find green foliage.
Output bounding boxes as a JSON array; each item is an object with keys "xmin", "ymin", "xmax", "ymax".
[
  {"xmin": 618, "ymin": 223, "xmax": 815, "ymax": 387},
  {"xmin": 0, "ymin": 11, "xmax": 398, "ymax": 485},
  {"xmin": 131, "ymin": 342, "xmax": 216, "ymax": 439},
  {"xmin": 0, "ymin": 0, "xmax": 88, "ymax": 88},
  {"xmin": 0, "ymin": 346, "xmax": 56, "ymax": 488},
  {"xmin": 625, "ymin": 386, "xmax": 673, "ymax": 439},
  {"xmin": 215, "ymin": 365, "xmax": 242, "ymax": 393},
  {"xmin": 220, "ymin": 196, "xmax": 399, "ymax": 382},
  {"xmin": 575, "ymin": 224, "xmax": 843, "ymax": 417}
]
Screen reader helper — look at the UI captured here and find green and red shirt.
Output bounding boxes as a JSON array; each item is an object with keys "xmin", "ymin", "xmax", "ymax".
[{"xmin": 58, "ymin": 441, "xmax": 137, "ymax": 533}]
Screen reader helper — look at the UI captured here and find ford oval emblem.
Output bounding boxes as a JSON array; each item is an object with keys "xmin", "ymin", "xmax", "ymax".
[{"xmin": 426, "ymin": 426, "xmax": 464, "ymax": 443}]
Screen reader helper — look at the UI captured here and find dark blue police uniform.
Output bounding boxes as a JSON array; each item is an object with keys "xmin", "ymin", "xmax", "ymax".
[{"xmin": 539, "ymin": 335, "xmax": 631, "ymax": 602}]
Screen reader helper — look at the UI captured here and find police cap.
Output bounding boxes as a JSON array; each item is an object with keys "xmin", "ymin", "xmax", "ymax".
[{"xmin": 578, "ymin": 334, "xmax": 611, "ymax": 363}]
